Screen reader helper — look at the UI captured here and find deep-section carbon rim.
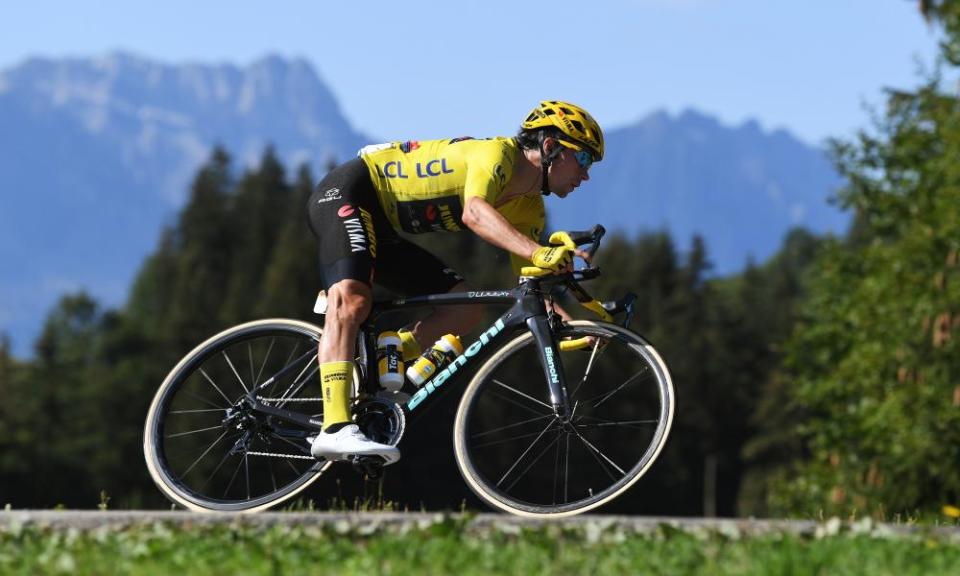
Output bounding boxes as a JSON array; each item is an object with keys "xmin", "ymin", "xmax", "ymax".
[
  {"xmin": 143, "ymin": 320, "xmax": 331, "ymax": 512},
  {"xmin": 454, "ymin": 320, "xmax": 674, "ymax": 517}
]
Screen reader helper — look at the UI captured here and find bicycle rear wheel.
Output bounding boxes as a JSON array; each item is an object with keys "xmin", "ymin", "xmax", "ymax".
[
  {"xmin": 453, "ymin": 320, "xmax": 674, "ymax": 517},
  {"xmin": 143, "ymin": 319, "xmax": 336, "ymax": 512}
]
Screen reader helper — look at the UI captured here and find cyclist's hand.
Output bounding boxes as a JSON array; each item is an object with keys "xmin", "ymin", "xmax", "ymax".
[
  {"xmin": 530, "ymin": 230, "xmax": 579, "ymax": 272},
  {"xmin": 530, "ymin": 245, "xmax": 574, "ymax": 272}
]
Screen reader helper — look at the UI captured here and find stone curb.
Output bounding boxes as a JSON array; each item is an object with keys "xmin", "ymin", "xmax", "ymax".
[{"xmin": 1, "ymin": 511, "xmax": 958, "ymax": 540}]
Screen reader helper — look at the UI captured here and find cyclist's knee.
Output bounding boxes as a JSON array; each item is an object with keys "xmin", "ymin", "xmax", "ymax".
[{"xmin": 326, "ymin": 280, "xmax": 372, "ymax": 327}]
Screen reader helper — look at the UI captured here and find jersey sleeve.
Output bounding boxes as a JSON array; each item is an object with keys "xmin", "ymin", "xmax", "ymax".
[{"xmin": 462, "ymin": 142, "xmax": 513, "ymax": 204}]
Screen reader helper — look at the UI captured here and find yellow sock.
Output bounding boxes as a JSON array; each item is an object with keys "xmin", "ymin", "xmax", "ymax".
[
  {"xmin": 397, "ymin": 329, "xmax": 422, "ymax": 362},
  {"xmin": 320, "ymin": 361, "xmax": 353, "ymax": 431}
]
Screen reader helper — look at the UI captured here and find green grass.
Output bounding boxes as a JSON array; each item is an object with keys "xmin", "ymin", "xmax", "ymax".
[{"xmin": 2, "ymin": 518, "xmax": 960, "ymax": 575}]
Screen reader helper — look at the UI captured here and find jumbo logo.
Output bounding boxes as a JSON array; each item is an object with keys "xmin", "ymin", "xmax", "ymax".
[
  {"xmin": 382, "ymin": 159, "xmax": 454, "ymax": 179},
  {"xmin": 439, "ymin": 204, "xmax": 460, "ymax": 231}
]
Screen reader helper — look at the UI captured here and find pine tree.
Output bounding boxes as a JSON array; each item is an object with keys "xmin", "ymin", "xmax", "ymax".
[
  {"xmin": 256, "ymin": 163, "xmax": 321, "ymax": 318},
  {"xmin": 220, "ymin": 146, "xmax": 291, "ymax": 326},
  {"xmin": 165, "ymin": 147, "xmax": 235, "ymax": 351}
]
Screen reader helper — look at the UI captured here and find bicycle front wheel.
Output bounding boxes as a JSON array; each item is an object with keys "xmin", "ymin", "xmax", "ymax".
[
  {"xmin": 143, "ymin": 319, "xmax": 334, "ymax": 512},
  {"xmin": 453, "ymin": 320, "xmax": 674, "ymax": 517}
]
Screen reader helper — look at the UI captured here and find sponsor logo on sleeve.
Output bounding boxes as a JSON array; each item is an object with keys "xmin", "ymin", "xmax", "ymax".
[{"xmin": 338, "ymin": 205, "xmax": 377, "ymax": 256}]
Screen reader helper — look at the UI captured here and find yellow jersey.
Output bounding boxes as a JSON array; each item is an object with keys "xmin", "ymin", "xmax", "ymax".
[{"xmin": 360, "ymin": 137, "xmax": 545, "ymax": 274}]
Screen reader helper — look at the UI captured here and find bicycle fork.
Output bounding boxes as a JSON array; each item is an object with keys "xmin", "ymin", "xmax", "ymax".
[{"xmin": 526, "ymin": 315, "xmax": 572, "ymax": 423}]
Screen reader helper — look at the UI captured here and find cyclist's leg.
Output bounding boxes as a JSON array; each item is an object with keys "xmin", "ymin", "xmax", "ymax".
[
  {"xmin": 411, "ymin": 280, "xmax": 483, "ymax": 347},
  {"xmin": 375, "ymin": 242, "xmax": 483, "ymax": 352},
  {"xmin": 306, "ymin": 158, "xmax": 399, "ymax": 462}
]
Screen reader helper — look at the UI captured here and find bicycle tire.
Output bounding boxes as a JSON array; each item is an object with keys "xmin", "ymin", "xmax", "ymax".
[
  {"xmin": 143, "ymin": 318, "xmax": 342, "ymax": 512},
  {"xmin": 453, "ymin": 320, "xmax": 674, "ymax": 517}
]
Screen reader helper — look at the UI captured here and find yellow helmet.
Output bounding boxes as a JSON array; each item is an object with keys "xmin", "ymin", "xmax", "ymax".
[{"xmin": 521, "ymin": 100, "xmax": 604, "ymax": 161}]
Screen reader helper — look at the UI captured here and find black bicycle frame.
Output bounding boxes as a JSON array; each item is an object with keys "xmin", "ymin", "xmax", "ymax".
[
  {"xmin": 365, "ymin": 278, "xmax": 572, "ymax": 421},
  {"xmin": 248, "ymin": 277, "xmax": 574, "ymax": 434}
]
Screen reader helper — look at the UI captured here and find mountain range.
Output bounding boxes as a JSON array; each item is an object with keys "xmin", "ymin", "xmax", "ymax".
[{"xmin": 0, "ymin": 53, "xmax": 848, "ymax": 357}]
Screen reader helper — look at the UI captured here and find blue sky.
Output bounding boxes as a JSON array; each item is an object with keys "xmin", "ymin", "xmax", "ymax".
[{"xmin": 0, "ymin": 1, "xmax": 942, "ymax": 146}]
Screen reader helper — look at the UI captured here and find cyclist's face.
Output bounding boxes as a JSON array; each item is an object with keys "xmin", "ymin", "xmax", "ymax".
[{"xmin": 549, "ymin": 145, "xmax": 591, "ymax": 198}]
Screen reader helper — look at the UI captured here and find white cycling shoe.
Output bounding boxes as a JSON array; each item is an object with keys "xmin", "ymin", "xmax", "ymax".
[{"xmin": 310, "ymin": 424, "xmax": 401, "ymax": 465}]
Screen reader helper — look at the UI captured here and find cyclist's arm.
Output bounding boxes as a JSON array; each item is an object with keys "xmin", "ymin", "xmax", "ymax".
[{"xmin": 462, "ymin": 196, "xmax": 541, "ymax": 261}]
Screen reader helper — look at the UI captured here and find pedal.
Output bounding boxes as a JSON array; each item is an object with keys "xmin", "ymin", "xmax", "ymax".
[{"xmin": 349, "ymin": 454, "xmax": 386, "ymax": 478}]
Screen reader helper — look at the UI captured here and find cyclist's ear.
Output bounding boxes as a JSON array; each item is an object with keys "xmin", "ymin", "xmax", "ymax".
[{"xmin": 541, "ymin": 137, "xmax": 559, "ymax": 156}]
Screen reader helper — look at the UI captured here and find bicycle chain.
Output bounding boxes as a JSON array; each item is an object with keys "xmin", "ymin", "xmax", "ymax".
[
  {"xmin": 256, "ymin": 396, "xmax": 323, "ymax": 403},
  {"xmin": 245, "ymin": 450, "xmax": 316, "ymax": 461}
]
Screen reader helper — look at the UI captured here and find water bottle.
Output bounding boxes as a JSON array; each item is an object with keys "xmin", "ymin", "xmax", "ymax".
[
  {"xmin": 406, "ymin": 334, "xmax": 463, "ymax": 388},
  {"xmin": 376, "ymin": 331, "xmax": 405, "ymax": 391}
]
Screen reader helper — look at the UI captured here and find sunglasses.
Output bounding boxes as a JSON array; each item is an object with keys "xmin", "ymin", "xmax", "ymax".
[{"xmin": 572, "ymin": 148, "xmax": 594, "ymax": 170}]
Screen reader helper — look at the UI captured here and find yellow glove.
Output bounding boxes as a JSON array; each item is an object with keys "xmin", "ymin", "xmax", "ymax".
[
  {"xmin": 525, "ymin": 231, "xmax": 577, "ymax": 274},
  {"xmin": 530, "ymin": 246, "xmax": 573, "ymax": 271}
]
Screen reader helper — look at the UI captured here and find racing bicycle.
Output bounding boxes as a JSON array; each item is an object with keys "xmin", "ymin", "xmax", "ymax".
[{"xmin": 143, "ymin": 225, "xmax": 675, "ymax": 517}]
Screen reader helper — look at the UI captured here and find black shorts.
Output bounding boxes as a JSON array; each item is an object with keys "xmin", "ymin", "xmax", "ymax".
[{"xmin": 306, "ymin": 158, "xmax": 463, "ymax": 295}]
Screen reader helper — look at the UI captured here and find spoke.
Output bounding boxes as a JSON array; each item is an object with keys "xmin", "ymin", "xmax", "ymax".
[
  {"xmin": 575, "ymin": 415, "xmax": 660, "ymax": 431},
  {"xmin": 269, "ymin": 459, "xmax": 278, "ymax": 493},
  {"xmin": 197, "ymin": 437, "xmax": 240, "ymax": 492},
  {"xmin": 570, "ymin": 338, "xmax": 603, "ymax": 398},
  {"xmin": 285, "ymin": 459, "xmax": 301, "ymax": 476},
  {"xmin": 496, "ymin": 418, "xmax": 559, "ymax": 488},
  {"xmin": 178, "ymin": 429, "xmax": 231, "ymax": 480},
  {"xmin": 504, "ymin": 431, "xmax": 563, "ymax": 493},
  {"xmin": 584, "ymin": 368, "xmax": 649, "ymax": 409},
  {"xmin": 271, "ymin": 433, "xmax": 313, "ymax": 456},
  {"xmin": 169, "ymin": 407, "xmax": 227, "ymax": 415},
  {"xmin": 244, "ymin": 453, "xmax": 251, "ymax": 501},
  {"xmin": 470, "ymin": 414, "xmax": 555, "ymax": 439},
  {"xmin": 571, "ymin": 427, "xmax": 626, "ymax": 480},
  {"xmin": 248, "ymin": 343, "xmax": 255, "ymax": 388},
  {"xmin": 254, "ymin": 348, "xmax": 317, "ymax": 395},
  {"xmin": 255, "ymin": 337, "xmax": 277, "ymax": 391},
  {"xmin": 493, "ymin": 379, "xmax": 552, "ymax": 411},
  {"xmin": 266, "ymin": 341, "xmax": 300, "ymax": 396},
  {"xmin": 165, "ymin": 424, "xmax": 224, "ymax": 439},
  {"xmin": 472, "ymin": 427, "xmax": 563, "ymax": 449},
  {"xmin": 222, "ymin": 350, "xmax": 250, "ymax": 394},
  {"xmin": 488, "ymin": 390, "xmax": 552, "ymax": 417},
  {"xmin": 223, "ymin": 453, "xmax": 245, "ymax": 498},
  {"xmin": 277, "ymin": 362, "xmax": 320, "ymax": 409},
  {"xmin": 199, "ymin": 368, "xmax": 235, "ymax": 406}
]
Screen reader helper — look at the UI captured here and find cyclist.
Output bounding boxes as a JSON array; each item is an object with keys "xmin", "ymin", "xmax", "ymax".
[{"xmin": 306, "ymin": 100, "xmax": 604, "ymax": 463}]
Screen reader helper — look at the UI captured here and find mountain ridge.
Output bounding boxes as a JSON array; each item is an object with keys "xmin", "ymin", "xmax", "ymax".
[{"xmin": 0, "ymin": 53, "xmax": 847, "ymax": 356}]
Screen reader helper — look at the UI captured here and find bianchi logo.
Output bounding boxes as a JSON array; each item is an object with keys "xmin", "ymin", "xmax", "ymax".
[
  {"xmin": 317, "ymin": 188, "xmax": 342, "ymax": 203},
  {"xmin": 407, "ymin": 318, "xmax": 506, "ymax": 411},
  {"xmin": 545, "ymin": 347, "xmax": 559, "ymax": 385}
]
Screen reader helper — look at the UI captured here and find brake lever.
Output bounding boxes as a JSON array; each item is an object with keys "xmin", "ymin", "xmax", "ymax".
[
  {"xmin": 586, "ymin": 225, "xmax": 606, "ymax": 261},
  {"xmin": 599, "ymin": 292, "xmax": 637, "ymax": 328}
]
